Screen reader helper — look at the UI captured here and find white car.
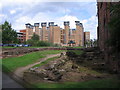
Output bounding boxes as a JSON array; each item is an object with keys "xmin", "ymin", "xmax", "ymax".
[{"xmin": 18, "ymin": 44, "xmax": 24, "ymax": 47}]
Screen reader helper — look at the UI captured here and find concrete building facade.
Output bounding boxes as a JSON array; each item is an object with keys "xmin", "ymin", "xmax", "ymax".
[
  {"xmin": 84, "ymin": 32, "xmax": 90, "ymax": 43},
  {"xmin": 23, "ymin": 21, "xmax": 90, "ymax": 46}
]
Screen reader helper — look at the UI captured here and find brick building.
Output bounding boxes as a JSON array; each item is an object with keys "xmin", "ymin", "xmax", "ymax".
[
  {"xmin": 18, "ymin": 21, "xmax": 90, "ymax": 46},
  {"xmin": 17, "ymin": 29, "xmax": 26, "ymax": 43}
]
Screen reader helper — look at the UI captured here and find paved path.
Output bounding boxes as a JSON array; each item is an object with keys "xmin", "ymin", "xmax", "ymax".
[
  {"xmin": 2, "ymin": 72, "xmax": 25, "ymax": 88},
  {"xmin": 14, "ymin": 53, "xmax": 61, "ymax": 78}
]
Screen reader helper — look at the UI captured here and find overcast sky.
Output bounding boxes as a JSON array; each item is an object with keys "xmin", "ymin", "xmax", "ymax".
[{"xmin": 0, "ymin": 0, "xmax": 98, "ymax": 39}]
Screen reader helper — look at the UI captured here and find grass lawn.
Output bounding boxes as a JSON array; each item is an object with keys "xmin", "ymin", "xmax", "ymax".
[
  {"xmin": 62, "ymin": 46, "xmax": 84, "ymax": 48},
  {"xmin": 73, "ymin": 46, "xmax": 85, "ymax": 48},
  {"xmin": 32, "ymin": 56, "xmax": 59, "ymax": 68},
  {"xmin": 33, "ymin": 77, "xmax": 120, "ymax": 88},
  {"xmin": 2, "ymin": 50, "xmax": 65, "ymax": 73}
]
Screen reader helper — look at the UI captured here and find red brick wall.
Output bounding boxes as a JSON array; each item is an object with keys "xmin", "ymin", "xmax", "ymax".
[
  {"xmin": 19, "ymin": 29, "xmax": 26, "ymax": 43},
  {"xmin": 97, "ymin": 2, "xmax": 111, "ymax": 51}
]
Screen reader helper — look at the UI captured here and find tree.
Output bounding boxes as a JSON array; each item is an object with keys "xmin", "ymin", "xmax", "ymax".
[
  {"xmin": 105, "ymin": 3, "xmax": 120, "ymax": 73},
  {"xmin": 31, "ymin": 33, "xmax": 39, "ymax": 41},
  {"xmin": 85, "ymin": 40, "xmax": 90, "ymax": 48},
  {"xmin": 2, "ymin": 21, "xmax": 18, "ymax": 44},
  {"xmin": 93, "ymin": 39, "xmax": 97, "ymax": 47}
]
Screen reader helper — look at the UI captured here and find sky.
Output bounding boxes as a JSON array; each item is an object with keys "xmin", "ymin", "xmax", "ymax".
[{"xmin": 0, "ymin": 0, "xmax": 98, "ymax": 39}]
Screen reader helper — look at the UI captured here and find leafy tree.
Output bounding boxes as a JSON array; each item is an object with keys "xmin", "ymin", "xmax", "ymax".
[
  {"xmin": 2, "ymin": 21, "xmax": 18, "ymax": 44},
  {"xmin": 26, "ymin": 33, "xmax": 59, "ymax": 47},
  {"xmin": 37, "ymin": 41, "xmax": 50, "ymax": 47},
  {"xmin": 90, "ymin": 39, "xmax": 93, "ymax": 47},
  {"xmin": 93, "ymin": 39, "xmax": 97, "ymax": 47},
  {"xmin": 31, "ymin": 33, "xmax": 39, "ymax": 41}
]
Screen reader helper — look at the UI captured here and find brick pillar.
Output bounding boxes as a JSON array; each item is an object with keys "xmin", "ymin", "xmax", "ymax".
[
  {"xmin": 25, "ymin": 23, "xmax": 33, "ymax": 41},
  {"xmin": 41, "ymin": 22, "xmax": 48, "ymax": 41},
  {"xmin": 64, "ymin": 21, "xmax": 70, "ymax": 45},
  {"xmin": 34, "ymin": 23, "xmax": 40, "ymax": 40},
  {"xmin": 48, "ymin": 22, "xmax": 54, "ymax": 43}
]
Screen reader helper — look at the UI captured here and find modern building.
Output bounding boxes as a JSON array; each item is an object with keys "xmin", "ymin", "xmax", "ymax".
[
  {"xmin": 18, "ymin": 21, "xmax": 90, "ymax": 46},
  {"xmin": 17, "ymin": 29, "xmax": 26, "ymax": 43}
]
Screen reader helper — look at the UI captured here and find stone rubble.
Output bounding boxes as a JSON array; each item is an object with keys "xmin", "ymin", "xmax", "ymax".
[{"xmin": 23, "ymin": 48, "xmax": 107, "ymax": 83}]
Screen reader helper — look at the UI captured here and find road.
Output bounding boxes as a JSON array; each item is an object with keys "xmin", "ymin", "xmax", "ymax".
[{"xmin": 2, "ymin": 72, "xmax": 25, "ymax": 89}]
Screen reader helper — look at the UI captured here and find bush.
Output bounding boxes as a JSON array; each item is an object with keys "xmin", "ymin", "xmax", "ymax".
[
  {"xmin": 37, "ymin": 41, "xmax": 51, "ymax": 47},
  {"xmin": 26, "ymin": 40, "xmax": 57, "ymax": 47},
  {"xmin": 26, "ymin": 39, "xmax": 38, "ymax": 46}
]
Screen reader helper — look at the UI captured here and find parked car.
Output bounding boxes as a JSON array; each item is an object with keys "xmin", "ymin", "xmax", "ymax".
[
  {"xmin": 14, "ymin": 44, "xmax": 19, "ymax": 47},
  {"xmin": 24, "ymin": 44, "xmax": 31, "ymax": 47},
  {"xmin": 8, "ymin": 44, "xmax": 16, "ymax": 47},
  {"xmin": 3, "ymin": 44, "xmax": 9, "ymax": 46},
  {"xmin": 0, "ymin": 43, "xmax": 3, "ymax": 46},
  {"xmin": 18, "ymin": 44, "xmax": 24, "ymax": 47}
]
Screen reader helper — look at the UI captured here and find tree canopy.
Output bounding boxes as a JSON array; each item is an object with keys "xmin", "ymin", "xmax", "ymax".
[
  {"xmin": 26, "ymin": 33, "xmax": 54, "ymax": 47},
  {"xmin": 31, "ymin": 33, "xmax": 39, "ymax": 41},
  {"xmin": 2, "ymin": 21, "xmax": 18, "ymax": 44}
]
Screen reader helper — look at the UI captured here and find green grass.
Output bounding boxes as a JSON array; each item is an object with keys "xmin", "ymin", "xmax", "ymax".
[
  {"xmin": 33, "ymin": 77, "xmax": 120, "ymax": 88},
  {"xmin": 62, "ymin": 46, "xmax": 84, "ymax": 48},
  {"xmin": 2, "ymin": 50, "xmax": 64, "ymax": 73},
  {"xmin": 78, "ymin": 66, "xmax": 102, "ymax": 75},
  {"xmin": 32, "ymin": 56, "xmax": 59, "ymax": 68},
  {"xmin": 73, "ymin": 46, "xmax": 84, "ymax": 48}
]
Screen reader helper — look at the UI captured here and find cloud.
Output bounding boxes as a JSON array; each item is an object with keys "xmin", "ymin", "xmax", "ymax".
[
  {"xmin": 0, "ymin": 14, "xmax": 7, "ymax": 24},
  {"xmin": 12, "ymin": 12, "xmax": 54, "ymax": 30},
  {"xmin": 55, "ymin": 15, "xmax": 80, "ymax": 29},
  {"xmin": 13, "ymin": 14, "xmax": 80, "ymax": 30},
  {"xmin": 81, "ymin": 15, "xmax": 98, "ymax": 39},
  {"xmin": 12, "ymin": 14, "xmax": 98, "ymax": 39},
  {"xmin": 10, "ymin": 10, "xmax": 16, "ymax": 14},
  {"xmin": 1, "ymin": 1, "xmax": 97, "ymax": 39}
]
